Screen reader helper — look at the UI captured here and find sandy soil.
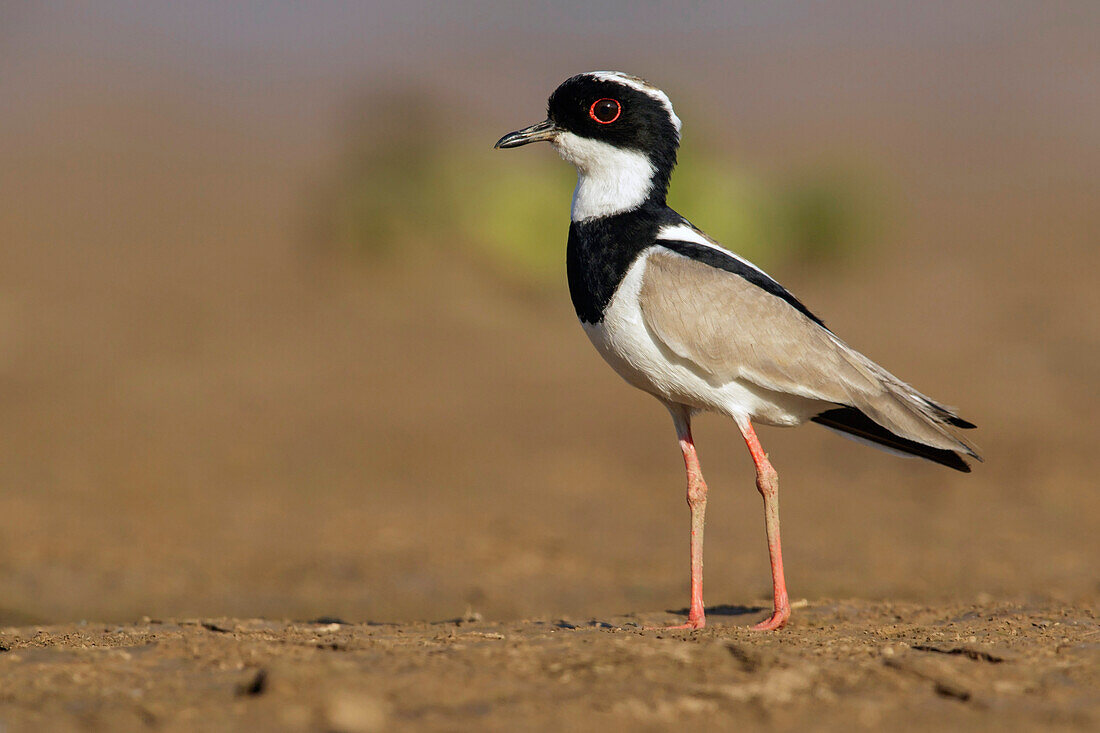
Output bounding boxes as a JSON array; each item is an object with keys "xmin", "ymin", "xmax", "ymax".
[{"xmin": 1, "ymin": 600, "xmax": 1096, "ymax": 731}]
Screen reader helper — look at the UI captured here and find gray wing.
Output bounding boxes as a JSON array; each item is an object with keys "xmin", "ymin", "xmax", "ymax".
[{"xmin": 638, "ymin": 247, "xmax": 976, "ymax": 455}]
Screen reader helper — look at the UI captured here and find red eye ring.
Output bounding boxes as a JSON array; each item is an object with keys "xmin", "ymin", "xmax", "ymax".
[{"xmin": 589, "ymin": 98, "xmax": 621, "ymax": 124}]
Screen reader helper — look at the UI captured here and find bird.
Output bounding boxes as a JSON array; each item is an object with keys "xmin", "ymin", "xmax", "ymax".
[{"xmin": 494, "ymin": 71, "xmax": 979, "ymax": 631}]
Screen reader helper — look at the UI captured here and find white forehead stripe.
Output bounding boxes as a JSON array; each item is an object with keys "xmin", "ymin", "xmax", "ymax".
[
  {"xmin": 656, "ymin": 223, "xmax": 768, "ymax": 276},
  {"xmin": 586, "ymin": 71, "xmax": 682, "ymax": 135}
]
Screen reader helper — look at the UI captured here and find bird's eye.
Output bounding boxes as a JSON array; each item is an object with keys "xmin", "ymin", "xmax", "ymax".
[{"xmin": 589, "ymin": 98, "xmax": 621, "ymax": 124}]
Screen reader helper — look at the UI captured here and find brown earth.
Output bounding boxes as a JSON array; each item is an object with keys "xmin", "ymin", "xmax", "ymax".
[{"xmin": 1, "ymin": 600, "xmax": 1097, "ymax": 731}]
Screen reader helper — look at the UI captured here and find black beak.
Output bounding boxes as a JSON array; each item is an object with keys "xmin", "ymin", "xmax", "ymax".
[{"xmin": 494, "ymin": 119, "xmax": 559, "ymax": 149}]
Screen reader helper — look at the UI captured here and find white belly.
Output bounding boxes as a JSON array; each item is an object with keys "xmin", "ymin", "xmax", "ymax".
[{"xmin": 581, "ymin": 252, "xmax": 818, "ymax": 426}]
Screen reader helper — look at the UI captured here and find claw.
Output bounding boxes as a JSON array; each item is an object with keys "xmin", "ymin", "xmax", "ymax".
[{"xmin": 751, "ymin": 606, "xmax": 790, "ymax": 631}]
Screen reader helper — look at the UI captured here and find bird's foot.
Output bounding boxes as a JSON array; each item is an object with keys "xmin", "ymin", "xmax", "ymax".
[
  {"xmin": 646, "ymin": 611, "xmax": 705, "ymax": 631},
  {"xmin": 751, "ymin": 605, "xmax": 790, "ymax": 631}
]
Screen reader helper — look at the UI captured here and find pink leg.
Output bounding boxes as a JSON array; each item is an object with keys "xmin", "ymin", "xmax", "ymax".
[
  {"xmin": 738, "ymin": 421, "xmax": 791, "ymax": 631},
  {"xmin": 653, "ymin": 408, "xmax": 707, "ymax": 630}
]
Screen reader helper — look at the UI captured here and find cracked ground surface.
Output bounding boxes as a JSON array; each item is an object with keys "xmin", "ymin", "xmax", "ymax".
[{"xmin": 1, "ymin": 600, "xmax": 1096, "ymax": 731}]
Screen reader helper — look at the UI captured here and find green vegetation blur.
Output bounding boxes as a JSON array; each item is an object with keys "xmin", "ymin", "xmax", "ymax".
[{"xmin": 323, "ymin": 95, "xmax": 875, "ymax": 284}]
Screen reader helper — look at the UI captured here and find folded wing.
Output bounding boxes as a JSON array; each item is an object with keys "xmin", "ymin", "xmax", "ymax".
[{"xmin": 638, "ymin": 246, "xmax": 978, "ymax": 467}]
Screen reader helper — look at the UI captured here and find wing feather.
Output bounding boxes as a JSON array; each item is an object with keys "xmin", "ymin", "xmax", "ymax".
[{"xmin": 638, "ymin": 247, "xmax": 977, "ymax": 456}]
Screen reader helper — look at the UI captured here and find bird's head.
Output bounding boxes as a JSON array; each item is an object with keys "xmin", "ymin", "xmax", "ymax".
[{"xmin": 495, "ymin": 72, "xmax": 682, "ymax": 220}]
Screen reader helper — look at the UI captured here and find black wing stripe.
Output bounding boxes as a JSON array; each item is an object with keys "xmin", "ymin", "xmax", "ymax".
[{"xmin": 812, "ymin": 406, "xmax": 971, "ymax": 472}]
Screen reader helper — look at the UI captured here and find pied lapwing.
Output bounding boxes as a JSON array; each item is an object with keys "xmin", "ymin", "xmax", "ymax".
[{"xmin": 495, "ymin": 72, "xmax": 978, "ymax": 631}]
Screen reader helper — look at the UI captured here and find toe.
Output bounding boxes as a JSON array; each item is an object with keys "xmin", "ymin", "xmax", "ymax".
[{"xmin": 751, "ymin": 608, "xmax": 790, "ymax": 631}]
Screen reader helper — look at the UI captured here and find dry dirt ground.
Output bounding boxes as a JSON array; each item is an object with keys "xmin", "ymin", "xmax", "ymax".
[{"xmin": 1, "ymin": 600, "xmax": 1097, "ymax": 731}]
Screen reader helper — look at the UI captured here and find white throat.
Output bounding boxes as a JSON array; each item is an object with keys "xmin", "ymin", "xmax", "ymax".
[{"xmin": 551, "ymin": 131, "xmax": 656, "ymax": 221}]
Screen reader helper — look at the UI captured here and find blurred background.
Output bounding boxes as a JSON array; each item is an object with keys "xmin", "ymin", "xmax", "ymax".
[{"xmin": 0, "ymin": 2, "xmax": 1097, "ymax": 625}]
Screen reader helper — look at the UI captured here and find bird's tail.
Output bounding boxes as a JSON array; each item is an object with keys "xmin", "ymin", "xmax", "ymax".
[
  {"xmin": 814, "ymin": 342, "xmax": 981, "ymax": 472},
  {"xmin": 812, "ymin": 406, "xmax": 976, "ymax": 472}
]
